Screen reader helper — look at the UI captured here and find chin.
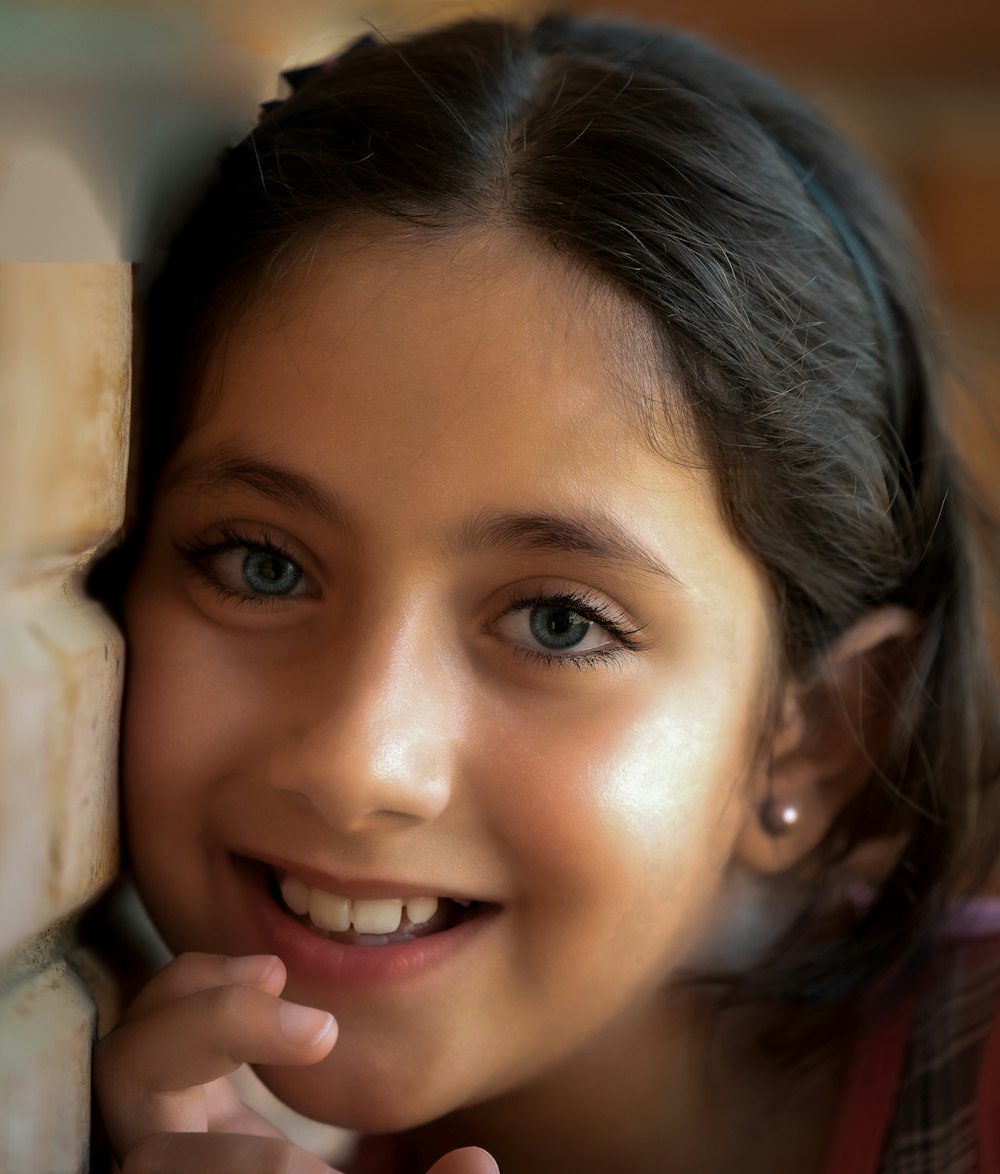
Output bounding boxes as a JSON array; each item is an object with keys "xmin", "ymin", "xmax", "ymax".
[{"xmin": 252, "ymin": 1057, "xmax": 467, "ymax": 1135}]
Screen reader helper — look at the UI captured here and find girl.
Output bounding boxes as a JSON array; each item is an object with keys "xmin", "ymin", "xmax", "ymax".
[{"xmin": 93, "ymin": 12, "xmax": 1000, "ymax": 1173}]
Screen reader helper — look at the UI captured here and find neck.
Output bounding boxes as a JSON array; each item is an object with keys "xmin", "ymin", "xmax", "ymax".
[{"xmin": 397, "ymin": 988, "xmax": 849, "ymax": 1174}]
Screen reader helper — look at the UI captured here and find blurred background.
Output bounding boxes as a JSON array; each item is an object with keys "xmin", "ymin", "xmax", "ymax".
[{"xmin": 0, "ymin": 2, "xmax": 997, "ymax": 1169}]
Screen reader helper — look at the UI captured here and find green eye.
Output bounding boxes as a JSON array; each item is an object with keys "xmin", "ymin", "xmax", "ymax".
[
  {"xmin": 241, "ymin": 550, "xmax": 302, "ymax": 596},
  {"xmin": 528, "ymin": 605, "xmax": 591, "ymax": 650}
]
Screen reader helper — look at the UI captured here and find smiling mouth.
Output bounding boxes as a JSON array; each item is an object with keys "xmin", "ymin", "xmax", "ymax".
[{"xmin": 267, "ymin": 869, "xmax": 488, "ymax": 946}]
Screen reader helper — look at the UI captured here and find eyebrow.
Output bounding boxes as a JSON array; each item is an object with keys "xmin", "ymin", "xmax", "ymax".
[
  {"xmin": 447, "ymin": 509, "xmax": 681, "ymax": 585},
  {"xmin": 164, "ymin": 451, "xmax": 357, "ymax": 535},
  {"xmin": 165, "ymin": 452, "xmax": 681, "ymax": 585}
]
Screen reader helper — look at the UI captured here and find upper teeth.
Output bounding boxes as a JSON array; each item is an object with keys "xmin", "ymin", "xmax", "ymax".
[{"xmin": 279, "ymin": 874, "xmax": 441, "ymax": 935}]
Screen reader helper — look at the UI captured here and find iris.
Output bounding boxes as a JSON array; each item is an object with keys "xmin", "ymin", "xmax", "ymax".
[
  {"xmin": 242, "ymin": 550, "xmax": 302, "ymax": 596},
  {"xmin": 529, "ymin": 605, "xmax": 590, "ymax": 650}
]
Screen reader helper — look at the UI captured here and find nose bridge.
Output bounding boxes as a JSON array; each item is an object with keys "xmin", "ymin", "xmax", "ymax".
[
  {"xmin": 364, "ymin": 625, "xmax": 442, "ymax": 781},
  {"xmin": 274, "ymin": 596, "xmax": 455, "ymax": 831}
]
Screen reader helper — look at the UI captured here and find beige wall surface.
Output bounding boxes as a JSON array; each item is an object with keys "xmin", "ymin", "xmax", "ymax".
[{"xmin": 0, "ymin": 257, "xmax": 130, "ymax": 1174}]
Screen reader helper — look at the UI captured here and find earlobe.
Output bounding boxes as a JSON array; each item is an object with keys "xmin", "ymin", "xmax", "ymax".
[{"xmin": 737, "ymin": 605, "xmax": 918, "ymax": 877}]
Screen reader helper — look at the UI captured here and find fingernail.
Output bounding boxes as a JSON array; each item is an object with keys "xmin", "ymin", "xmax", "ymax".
[
  {"xmin": 225, "ymin": 954, "xmax": 279, "ymax": 984},
  {"xmin": 279, "ymin": 1001, "xmax": 336, "ymax": 1045}
]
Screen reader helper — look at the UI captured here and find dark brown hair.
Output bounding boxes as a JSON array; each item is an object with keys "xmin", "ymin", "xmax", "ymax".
[{"xmin": 125, "ymin": 13, "xmax": 1000, "ymax": 1012}]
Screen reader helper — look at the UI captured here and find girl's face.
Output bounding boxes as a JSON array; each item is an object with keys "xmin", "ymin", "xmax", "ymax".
[{"xmin": 123, "ymin": 229, "xmax": 777, "ymax": 1129}]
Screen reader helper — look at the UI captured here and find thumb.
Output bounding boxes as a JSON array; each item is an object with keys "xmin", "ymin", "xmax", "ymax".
[{"xmin": 426, "ymin": 1147, "xmax": 499, "ymax": 1174}]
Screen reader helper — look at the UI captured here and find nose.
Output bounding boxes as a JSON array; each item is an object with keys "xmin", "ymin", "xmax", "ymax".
[{"xmin": 267, "ymin": 611, "xmax": 458, "ymax": 835}]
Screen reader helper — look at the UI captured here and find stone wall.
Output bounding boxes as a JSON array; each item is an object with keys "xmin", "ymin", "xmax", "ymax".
[{"xmin": 0, "ymin": 262, "xmax": 129, "ymax": 1173}]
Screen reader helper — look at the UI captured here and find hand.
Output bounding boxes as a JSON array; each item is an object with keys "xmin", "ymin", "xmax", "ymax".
[
  {"xmin": 94, "ymin": 951, "xmax": 338, "ymax": 1171},
  {"xmin": 94, "ymin": 951, "xmax": 499, "ymax": 1173}
]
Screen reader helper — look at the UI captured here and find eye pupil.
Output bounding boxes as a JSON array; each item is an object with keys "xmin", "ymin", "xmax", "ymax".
[
  {"xmin": 529, "ymin": 605, "xmax": 590, "ymax": 650},
  {"xmin": 242, "ymin": 550, "xmax": 301, "ymax": 596},
  {"xmin": 546, "ymin": 610, "xmax": 572, "ymax": 635}
]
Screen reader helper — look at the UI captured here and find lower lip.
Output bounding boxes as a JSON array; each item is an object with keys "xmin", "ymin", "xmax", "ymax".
[{"xmin": 233, "ymin": 858, "xmax": 499, "ymax": 989}]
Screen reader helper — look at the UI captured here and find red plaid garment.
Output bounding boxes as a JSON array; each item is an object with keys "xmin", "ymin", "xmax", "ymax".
[{"xmin": 826, "ymin": 900, "xmax": 1000, "ymax": 1174}]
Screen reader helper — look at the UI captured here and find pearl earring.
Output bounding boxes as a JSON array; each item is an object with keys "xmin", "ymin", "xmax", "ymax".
[{"xmin": 759, "ymin": 799, "xmax": 800, "ymax": 836}]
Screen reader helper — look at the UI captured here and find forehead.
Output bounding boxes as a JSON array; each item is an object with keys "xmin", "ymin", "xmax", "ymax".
[
  {"xmin": 199, "ymin": 224, "xmax": 672, "ymax": 451},
  {"xmin": 179, "ymin": 227, "xmax": 729, "ymax": 564}
]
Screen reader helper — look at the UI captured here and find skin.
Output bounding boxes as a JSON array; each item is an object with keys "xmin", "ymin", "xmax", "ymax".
[{"xmin": 114, "ymin": 227, "xmax": 848, "ymax": 1171}]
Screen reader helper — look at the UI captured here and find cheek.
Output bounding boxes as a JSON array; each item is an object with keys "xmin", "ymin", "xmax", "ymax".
[
  {"xmin": 121, "ymin": 582, "xmax": 253, "ymax": 859},
  {"xmin": 123, "ymin": 570, "xmax": 273, "ymax": 782},
  {"xmin": 451, "ymin": 684, "xmax": 754, "ymax": 1053},
  {"xmin": 482, "ymin": 676, "xmax": 753, "ymax": 946},
  {"xmin": 121, "ymin": 580, "xmax": 287, "ymax": 951},
  {"xmin": 123, "ymin": 621, "xmax": 211, "ymax": 816}
]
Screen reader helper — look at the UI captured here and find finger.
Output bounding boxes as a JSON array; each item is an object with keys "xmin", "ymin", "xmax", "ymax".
[
  {"xmin": 100, "ymin": 985, "xmax": 336, "ymax": 1094},
  {"xmin": 427, "ymin": 1148, "xmax": 500, "ymax": 1174},
  {"xmin": 122, "ymin": 1131, "xmax": 336, "ymax": 1174},
  {"xmin": 123, "ymin": 953, "xmax": 286, "ymax": 1023},
  {"xmin": 96, "ymin": 985, "xmax": 336, "ymax": 1156}
]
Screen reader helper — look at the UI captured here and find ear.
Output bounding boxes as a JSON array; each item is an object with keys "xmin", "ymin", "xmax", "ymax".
[{"xmin": 736, "ymin": 606, "xmax": 918, "ymax": 876}]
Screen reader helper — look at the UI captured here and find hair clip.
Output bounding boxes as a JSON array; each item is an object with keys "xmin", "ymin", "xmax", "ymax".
[{"xmin": 259, "ymin": 32, "xmax": 377, "ymax": 116}]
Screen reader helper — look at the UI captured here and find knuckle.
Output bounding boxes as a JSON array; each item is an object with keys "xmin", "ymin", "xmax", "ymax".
[
  {"xmin": 206, "ymin": 980, "xmax": 257, "ymax": 1020},
  {"xmin": 123, "ymin": 951, "xmax": 234, "ymax": 1022}
]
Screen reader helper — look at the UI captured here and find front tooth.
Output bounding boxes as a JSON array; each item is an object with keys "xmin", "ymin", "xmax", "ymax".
[
  {"xmin": 351, "ymin": 898, "xmax": 403, "ymax": 934},
  {"xmin": 280, "ymin": 873, "xmax": 311, "ymax": 916},
  {"xmin": 309, "ymin": 889, "xmax": 351, "ymax": 932},
  {"xmin": 406, "ymin": 896, "xmax": 438, "ymax": 926}
]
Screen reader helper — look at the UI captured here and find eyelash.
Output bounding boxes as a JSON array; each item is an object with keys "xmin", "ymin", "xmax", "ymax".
[
  {"xmin": 494, "ymin": 589, "xmax": 649, "ymax": 671},
  {"xmin": 173, "ymin": 528, "xmax": 648, "ymax": 670},
  {"xmin": 174, "ymin": 522, "xmax": 305, "ymax": 609}
]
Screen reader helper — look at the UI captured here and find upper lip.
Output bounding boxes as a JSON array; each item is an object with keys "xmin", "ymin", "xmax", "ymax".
[{"xmin": 242, "ymin": 850, "xmax": 492, "ymax": 904}]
